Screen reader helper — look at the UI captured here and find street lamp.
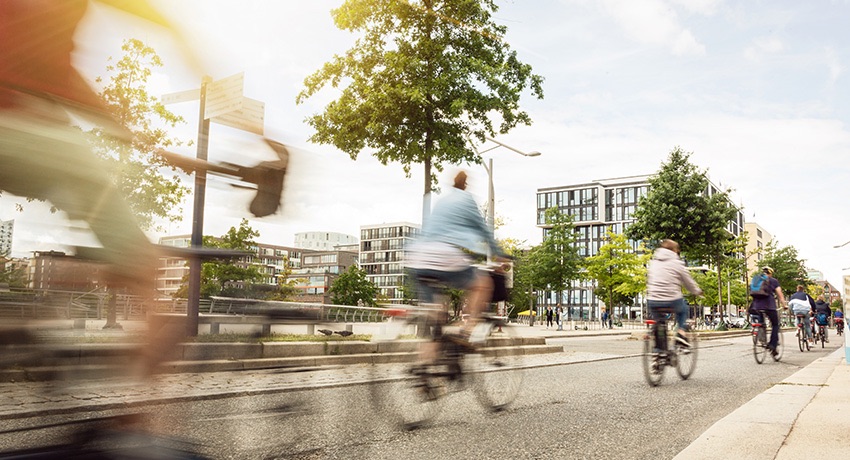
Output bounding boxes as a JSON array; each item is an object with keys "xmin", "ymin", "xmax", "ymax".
[
  {"xmin": 834, "ymin": 240, "xmax": 850, "ymax": 248},
  {"xmin": 476, "ymin": 136, "xmax": 541, "ymax": 234}
]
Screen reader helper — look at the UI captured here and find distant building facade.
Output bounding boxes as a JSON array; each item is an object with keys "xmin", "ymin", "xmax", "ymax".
[
  {"xmin": 536, "ymin": 174, "xmax": 745, "ymax": 320},
  {"xmin": 294, "ymin": 231, "xmax": 358, "ymax": 251},
  {"xmin": 744, "ymin": 222, "xmax": 772, "ymax": 276},
  {"xmin": 289, "ymin": 248, "xmax": 359, "ymax": 304},
  {"xmin": 0, "ymin": 219, "xmax": 13, "ymax": 257},
  {"xmin": 360, "ymin": 222, "xmax": 419, "ymax": 304},
  {"xmin": 28, "ymin": 251, "xmax": 99, "ymax": 291}
]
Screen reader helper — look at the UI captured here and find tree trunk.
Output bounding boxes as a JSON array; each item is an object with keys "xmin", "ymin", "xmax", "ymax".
[
  {"xmin": 102, "ymin": 288, "xmax": 123, "ymax": 330},
  {"xmin": 715, "ymin": 264, "xmax": 726, "ymax": 330}
]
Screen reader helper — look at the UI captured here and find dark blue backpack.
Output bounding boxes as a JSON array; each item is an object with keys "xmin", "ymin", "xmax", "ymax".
[{"xmin": 750, "ymin": 274, "xmax": 771, "ymax": 298}]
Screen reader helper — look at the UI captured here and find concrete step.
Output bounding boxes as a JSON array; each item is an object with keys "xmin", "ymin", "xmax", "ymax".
[{"xmin": 1, "ymin": 338, "xmax": 561, "ymax": 381}]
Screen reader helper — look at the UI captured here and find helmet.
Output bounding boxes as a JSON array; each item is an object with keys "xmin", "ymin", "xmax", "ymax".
[{"xmin": 762, "ymin": 266, "xmax": 774, "ymax": 275}]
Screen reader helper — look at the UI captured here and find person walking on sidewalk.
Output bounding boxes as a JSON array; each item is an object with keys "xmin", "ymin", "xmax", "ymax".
[
  {"xmin": 646, "ymin": 239, "xmax": 703, "ymax": 349},
  {"xmin": 556, "ymin": 304, "xmax": 564, "ymax": 331},
  {"xmin": 751, "ymin": 266, "xmax": 787, "ymax": 357},
  {"xmin": 601, "ymin": 309, "xmax": 608, "ymax": 329},
  {"xmin": 546, "ymin": 306, "xmax": 554, "ymax": 329},
  {"xmin": 814, "ymin": 295, "xmax": 832, "ymax": 343}
]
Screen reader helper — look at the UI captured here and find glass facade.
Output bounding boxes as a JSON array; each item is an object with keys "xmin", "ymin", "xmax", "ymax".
[{"xmin": 360, "ymin": 223, "xmax": 419, "ymax": 303}]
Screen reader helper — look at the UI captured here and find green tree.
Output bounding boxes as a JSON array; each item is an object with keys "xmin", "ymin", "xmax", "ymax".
[
  {"xmin": 626, "ymin": 147, "xmax": 739, "ymax": 326},
  {"xmin": 174, "ymin": 219, "xmax": 264, "ymax": 299},
  {"xmin": 509, "ymin": 247, "xmax": 537, "ymax": 317},
  {"xmin": 330, "ymin": 265, "xmax": 379, "ymax": 307},
  {"xmin": 296, "ymin": 0, "xmax": 543, "ymax": 217},
  {"xmin": 0, "ymin": 263, "xmax": 27, "ymax": 288},
  {"xmin": 89, "ymin": 38, "xmax": 191, "ymax": 231},
  {"xmin": 534, "ymin": 208, "xmax": 583, "ymax": 311},
  {"xmin": 583, "ymin": 232, "xmax": 649, "ymax": 319},
  {"xmin": 757, "ymin": 241, "xmax": 809, "ymax": 296}
]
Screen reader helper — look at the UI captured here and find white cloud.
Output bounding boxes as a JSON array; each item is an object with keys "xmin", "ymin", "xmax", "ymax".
[
  {"xmin": 600, "ymin": 0, "xmax": 706, "ymax": 56},
  {"xmin": 744, "ymin": 36, "xmax": 785, "ymax": 61}
]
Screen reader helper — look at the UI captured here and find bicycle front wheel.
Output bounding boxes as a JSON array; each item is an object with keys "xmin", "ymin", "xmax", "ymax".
[
  {"xmin": 468, "ymin": 321, "xmax": 524, "ymax": 412},
  {"xmin": 675, "ymin": 329, "xmax": 698, "ymax": 380},
  {"xmin": 642, "ymin": 327, "xmax": 664, "ymax": 386}
]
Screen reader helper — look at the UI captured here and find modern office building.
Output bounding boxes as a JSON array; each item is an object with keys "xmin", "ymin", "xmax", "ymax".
[
  {"xmin": 294, "ymin": 231, "xmax": 358, "ymax": 251},
  {"xmin": 536, "ymin": 174, "xmax": 745, "ymax": 320},
  {"xmin": 360, "ymin": 222, "xmax": 419, "ymax": 304},
  {"xmin": 0, "ymin": 219, "xmax": 13, "ymax": 257},
  {"xmin": 28, "ymin": 250, "xmax": 99, "ymax": 291},
  {"xmin": 744, "ymin": 222, "xmax": 772, "ymax": 276}
]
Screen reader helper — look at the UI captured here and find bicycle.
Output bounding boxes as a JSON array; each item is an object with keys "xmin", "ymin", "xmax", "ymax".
[
  {"xmin": 641, "ymin": 309, "xmax": 698, "ymax": 387},
  {"xmin": 837, "ymin": 319, "xmax": 845, "ymax": 337},
  {"xmin": 369, "ymin": 305, "xmax": 524, "ymax": 430},
  {"xmin": 751, "ymin": 312, "xmax": 784, "ymax": 364},
  {"xmin": 815, "ymin": 319, "xmax": 828, "ymax": 348},
  {"xmin": 795, "ymin": 314, "xmax": 811, "ymax": 352}
]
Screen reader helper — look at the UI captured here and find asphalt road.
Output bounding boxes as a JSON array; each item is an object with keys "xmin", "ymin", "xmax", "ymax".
[{"xmin": 0, "ymin": 333, "xmax": 839, "ymax": 460}]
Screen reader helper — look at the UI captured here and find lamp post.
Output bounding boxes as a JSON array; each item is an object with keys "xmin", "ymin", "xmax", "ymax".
[{"xmin": 476, "ymin": 136, "xmax": 541, "ymax": 234}]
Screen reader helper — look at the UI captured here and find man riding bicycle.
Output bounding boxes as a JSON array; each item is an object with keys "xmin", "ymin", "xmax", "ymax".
[
  {"xmin": 789, "ymin": 285, "xmax": 815, "ymax": 345},
  {"xmin": 646, "ymin": 239, "xmax": 703, "ymax": 350},
  {"xmin": 814, "ymin": 295, "xmax": 832, "ymax": 343},
  {"xmin": 406, "ymin": 170, "xmax": 509, "ymax": 350},
  {"xmin": 750, "ymin": 266, "xmax": 787, "ymax": 357}
]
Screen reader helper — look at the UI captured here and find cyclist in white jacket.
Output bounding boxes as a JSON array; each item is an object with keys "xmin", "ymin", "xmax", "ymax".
[{"xmin": 647, "ymin": 239, "xmax": 703, "ymax": 347}]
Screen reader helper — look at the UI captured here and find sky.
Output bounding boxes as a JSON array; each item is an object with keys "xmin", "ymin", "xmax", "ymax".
[{"xmin": 2, "ymin": 0, "xmax": 850, "ymax": 289}]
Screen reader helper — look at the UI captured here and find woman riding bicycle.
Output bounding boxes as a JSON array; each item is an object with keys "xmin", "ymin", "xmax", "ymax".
[
  {"xmin": 646, "ymin": 239, "xmax": 703, "ymax": 350},
  {"xmin": 406, "ymin": 170, "xmax": 509, "ymax": 349}
]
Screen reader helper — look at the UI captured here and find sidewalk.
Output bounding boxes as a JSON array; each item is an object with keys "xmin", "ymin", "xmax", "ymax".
[{"xmin": 675, "ymin": 347, "xmax": 850, "ymax": 459}]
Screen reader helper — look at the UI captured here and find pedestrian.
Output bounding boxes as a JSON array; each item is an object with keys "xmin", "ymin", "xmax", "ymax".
[
  {"xmin": 750, "ymin": 266, "xmax": 787, "ymax": 358},
  {"xmin": 814, "ymin": 295, "xmax": 832, "ymax": 343},
  {"xmin": 646, "ymin": 239, "xmax": 703, "ymax": 350},
  {"xmin": 556, "ymin": 304, "xmax": 563, "ymax": 331},
  {"xmin": 601, "ymin": 309, "xmax": 608, "ymax": 329},
  {"xmin": 546, "ymin": 306, "xmax": 554, "ymax": 329}
]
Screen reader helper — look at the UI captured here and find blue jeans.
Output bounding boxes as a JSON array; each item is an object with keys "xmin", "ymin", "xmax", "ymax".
[
  {"xmin": 754, "ymin": 309, "xmax": 780, "ymax": 349},
  {"xmin": 647, "ymin": 298, "xmax": 688, "ymax": 331}
]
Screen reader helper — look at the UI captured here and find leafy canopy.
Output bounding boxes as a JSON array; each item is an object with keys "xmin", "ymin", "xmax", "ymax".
[
  {"xmin": 330, "ymin": 265, "xmax": 379, "ymax": 307},
  {"xmin": 583, "ymin": 232, "xmax": 649, "ymax": 308},
  {"xmin": 531, "ymin": 208, "xmax": 583, "ymax": 303},
  {"xmin": 297, "ymin": 0, "xmax": 544, "ymax": 191}
]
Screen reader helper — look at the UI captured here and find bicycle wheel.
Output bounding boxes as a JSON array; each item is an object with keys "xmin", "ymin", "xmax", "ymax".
[
  {"xmin": 468, "ymin": 320, "xmax": 524, "ymax": 412},
  {"xmin": 772, "ymin": 330, "xmax": 784, "ymax": 361},
  {"xmin": 797, "ymin": 329, "xmax": 804, "ymax": 352},
  {"xmin": 368, "ymin": 314, "xmax": 446, "ymax": 430},
  {"xmin": 753, "ymin": 327, "xmax": 767, "ymax": 364},
  {"xmin": 820, "ymin": 327, "xmax": 826, "ymax": 348},
  {"xmin": 642, "ymin": 326, "xmax": 664, "ymax": 386},
  {"xmin": 675, "ymin": 328, "xmax": 698, "ymax": 380}
]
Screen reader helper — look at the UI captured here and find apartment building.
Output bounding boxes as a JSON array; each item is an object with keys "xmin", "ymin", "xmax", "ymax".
[
  {"xmin": 289, "ymin": 249, "xmax": 359, "ymax": 304},
  {"xmin": 744, "ymin": 222, "xmax": 772, "ymax": 276},
  {"xmin": 294, "ymin": 231, "xmax": 358, "ymax": 251},
  {"xmin": 360, "ymin": 222, "xmax": 419, "ymax": 304},
  {"xmin": 536, "ymin": 175, "xmax": 745, "ymax": 320}
]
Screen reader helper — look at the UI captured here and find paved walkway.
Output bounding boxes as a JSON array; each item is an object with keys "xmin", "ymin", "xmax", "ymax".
[{"xmin": 2, "ymin": 320, "xmax": 848, "ymax": 458}]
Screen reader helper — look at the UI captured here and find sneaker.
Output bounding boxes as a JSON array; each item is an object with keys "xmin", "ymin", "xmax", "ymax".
[
  {"xmin": 676, "ymin": 333, "xmax": 690, "ymax": 348},
  {"xmin": 770, "ymin": 347, "xmax": 779, "ymax": 358}
]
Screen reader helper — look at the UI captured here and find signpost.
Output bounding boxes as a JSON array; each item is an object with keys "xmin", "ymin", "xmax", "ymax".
[{"xmin": 162, "ymin": 73, "xmax": 265, "ymax": 336}]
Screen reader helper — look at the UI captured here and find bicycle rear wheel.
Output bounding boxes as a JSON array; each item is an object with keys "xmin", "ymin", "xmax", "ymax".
[
  {"xmin": 468, "ymin": 321, "xmax": 524, "ymax": 412},
  {"xmin": 368, "ymin": 314, "xmax": 446, "ymax": 430},
  {"xmin": 772, "ymin": 330, "xmax": 784, "ymax": 361},
  {"xmin": 675, "ymin": 328, "xmax": 698, "ymax": 380},
  {"xmin": 820, "ymin": 327, "xmax": 826, "ymax": 347},
  {"xmin": 753, "ymin": 327, "xmax": 767, "ymax": 364},
  {"xmin": 642, "ymin": 326, "xmax": 664, "ymax": 386},
  {"xmin": 797, "ymin": 329, "xmax": 805, "ymax": 352}
]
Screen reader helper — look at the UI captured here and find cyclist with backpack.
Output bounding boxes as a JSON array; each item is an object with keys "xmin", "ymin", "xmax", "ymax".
[
  {"xmin": 813, "ymin": 295, "xmax": 832, "ymax": 343},
  {"xmin": 750, "ymin": 266, "xmax": 787, "ymax": 357},
  {"xmin": 646, "ymin": 239, "xmax": 703, "ymax": 349}
]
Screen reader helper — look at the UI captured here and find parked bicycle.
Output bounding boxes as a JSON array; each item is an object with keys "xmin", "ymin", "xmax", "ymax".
[
  {"xmin": 369, "ymin": 306, "xmax": 524, "ymax": 430},
  {"xmin": 641, "ymin": 309, "xmax": 698, "ymax": 387},
  {"xmin": 751, "ymin": 313, "xmax": 783, "ymax": 363},
  {"xmin": 795, "ymin": 314, "xmax": 811, "ymax": 352}
]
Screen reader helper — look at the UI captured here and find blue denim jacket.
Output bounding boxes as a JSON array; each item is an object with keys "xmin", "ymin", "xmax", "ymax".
[{"xmin": 420, "ymin": 187, "xmax": 503, "ymax": 257}]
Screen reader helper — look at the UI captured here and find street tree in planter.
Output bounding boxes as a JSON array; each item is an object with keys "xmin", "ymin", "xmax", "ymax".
[
  {"xmin": 533, "ymin": 208, "xmax": 583, "ymax": 317},
  {"xmin": 583, "ymin": 232, "xmax": 649, "ymax": 322},
  {"xmin": 330, "ymin": 265, "xmax": 379, "ymax": 307}
]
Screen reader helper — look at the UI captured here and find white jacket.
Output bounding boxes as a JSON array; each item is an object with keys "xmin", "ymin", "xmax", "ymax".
[{"xmin": 647, "ymin": 247, "xmax": 703, "ymax": 301}]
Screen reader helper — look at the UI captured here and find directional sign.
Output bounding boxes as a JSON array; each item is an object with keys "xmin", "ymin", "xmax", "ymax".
[
  {"xmin": 204, "ymin": 72, "xmax": 244, "ymax": 119},
  {"xmin": 161, "ymin": 88, "xmax": 200, "ymax": 105},
  {"xmin": 212, "ymin": 97, "xmax": 264, "ymax": 135}
]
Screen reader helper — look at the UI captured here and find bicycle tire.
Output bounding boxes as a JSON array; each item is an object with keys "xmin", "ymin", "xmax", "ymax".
[
  {"xmin": 753, "ymin": 327, "xmax": 767, "ymax": 364},
  {"xmin": 469, "ymin": 320, "xmax": 524, "ymax": 412},
  {"xmin": 797, "ymin": 329, "xmax": 804, "ymax": 352},
  {"xmin": 772, "ymin": 330, "xmax": 784, "ymax": 361},
  {"xmin": 368, "ymin": 314, "xmax": 446, "ymax": 430},
  {"xmin": 642, "ymin": 326, "xmax": 664, "ymax": 386},
  {"xmin": 820, "ymin": 326, "xmax": 826, "ymax": 348},
  {"xmin": 675, "ymin": 328, "xmax": 698, "ymax": 380}
]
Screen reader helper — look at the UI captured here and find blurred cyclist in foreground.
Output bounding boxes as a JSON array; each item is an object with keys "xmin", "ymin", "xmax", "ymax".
[
  {"xmin": 646, "ymin": 239, "xmax": 703, "ymax": 349},
  {"xmin": 406, "ymin": 170, "xmax": 509, "ymax": 349}
]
